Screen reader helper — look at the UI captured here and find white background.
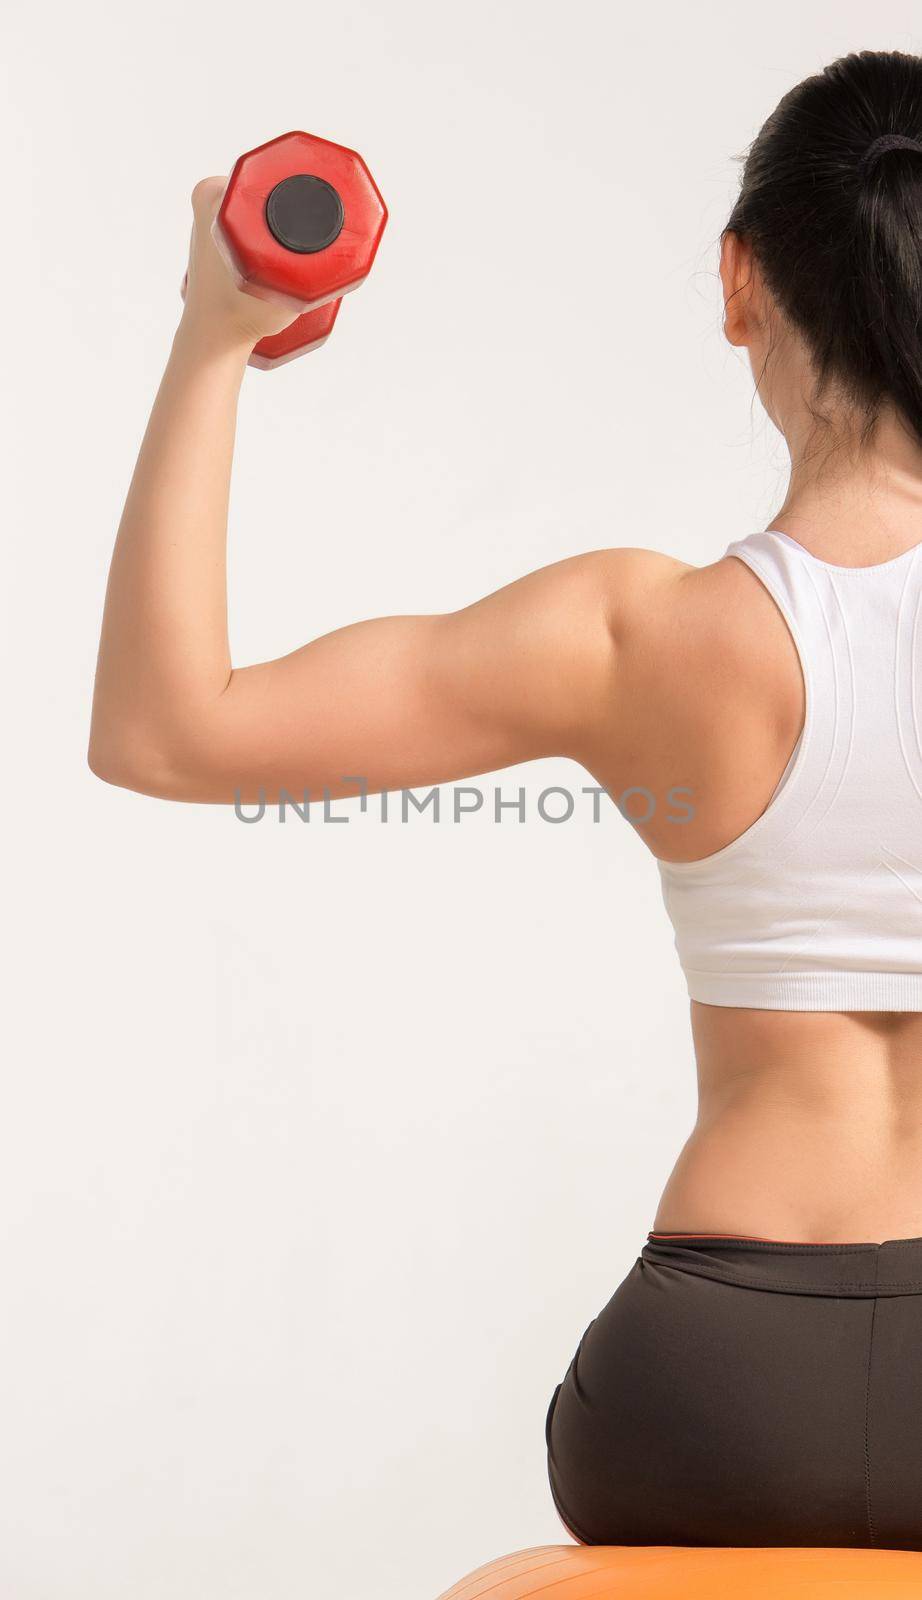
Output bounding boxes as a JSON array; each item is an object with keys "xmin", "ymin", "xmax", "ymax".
[{"xmin": 4, "ymin": 4, "xmax": 918, "ymax": 1597}]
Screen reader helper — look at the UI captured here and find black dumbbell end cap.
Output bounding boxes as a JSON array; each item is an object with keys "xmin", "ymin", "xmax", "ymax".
[{"xmin": 265, "ymin": 174, "xmax": 345, "ymax": 254}]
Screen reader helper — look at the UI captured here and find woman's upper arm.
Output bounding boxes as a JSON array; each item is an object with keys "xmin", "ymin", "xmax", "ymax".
[{"xmin": 114, "ymin": 547, "xmax": 673, "ymax": 803}]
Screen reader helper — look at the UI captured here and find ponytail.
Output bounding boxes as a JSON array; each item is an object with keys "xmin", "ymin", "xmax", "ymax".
[{"xmin": 725, "ymin": 50, "xmax": 922, "ymax": 446}]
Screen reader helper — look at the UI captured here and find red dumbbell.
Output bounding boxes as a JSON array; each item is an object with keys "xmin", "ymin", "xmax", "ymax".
[{"xmin": 182, "ymin": 130, "xmax": 388, "ymax": 369}]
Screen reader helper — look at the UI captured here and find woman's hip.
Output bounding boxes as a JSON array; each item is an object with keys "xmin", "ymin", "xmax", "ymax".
[{"xmin": 545, "ymin": 1232, "xmax": 922, "ymax": 1549}]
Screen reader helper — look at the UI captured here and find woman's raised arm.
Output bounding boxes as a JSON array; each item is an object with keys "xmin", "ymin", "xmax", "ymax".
[{"xmin": 89, "ymin": 179, "xmax": 661, "ymax": 806}]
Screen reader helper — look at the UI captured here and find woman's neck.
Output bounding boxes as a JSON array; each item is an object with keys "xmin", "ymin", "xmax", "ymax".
[{"xmin": 772, "ymin": 408, "xmax": 922, "ymax": 564}]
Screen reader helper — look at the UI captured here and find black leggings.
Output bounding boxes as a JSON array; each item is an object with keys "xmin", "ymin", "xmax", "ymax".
[{"xmin": 545, "ymin": 1232, "xmax": 922, "ymax": 1549}]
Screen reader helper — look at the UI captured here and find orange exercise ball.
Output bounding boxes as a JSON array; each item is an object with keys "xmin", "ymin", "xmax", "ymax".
[{"xmin": 436, "ymin": 1542, "xmax": 922, "ymax": 1598}]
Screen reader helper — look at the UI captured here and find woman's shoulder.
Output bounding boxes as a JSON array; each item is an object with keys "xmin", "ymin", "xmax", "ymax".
[{"xmin": 590, "ymin": 542, "xmax": 802, "ymax": 740}]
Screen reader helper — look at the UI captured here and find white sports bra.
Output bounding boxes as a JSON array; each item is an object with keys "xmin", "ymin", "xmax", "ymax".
[{"xmin": 657, "ymin": 527, "xmax": 922, "ymax": 1010}]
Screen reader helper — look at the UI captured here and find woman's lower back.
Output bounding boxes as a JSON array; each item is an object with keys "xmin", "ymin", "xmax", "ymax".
[{"xmin": 653, "ymin": 1006, "xmax": 922, "ymax": 1243}]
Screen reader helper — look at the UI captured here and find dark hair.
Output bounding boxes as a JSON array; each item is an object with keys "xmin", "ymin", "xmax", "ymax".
[{"xmin": 725, "ymin": 50, "xmax": 922, "ymax": 449}]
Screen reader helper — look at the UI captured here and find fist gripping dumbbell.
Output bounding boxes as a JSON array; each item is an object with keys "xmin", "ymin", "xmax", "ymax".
[{"xmin": 183, "ymin": 130, "xmax": 388, "ymax": 369}]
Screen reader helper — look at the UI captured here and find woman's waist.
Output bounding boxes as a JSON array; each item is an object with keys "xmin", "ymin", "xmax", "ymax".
[
  {"xmin": 655, "ymin": 1089, "xmax": 922, "ymax": 1244},
  {"xmin": 655, "ymin": 1008, "xmax": 922, "ymax": 1240}
]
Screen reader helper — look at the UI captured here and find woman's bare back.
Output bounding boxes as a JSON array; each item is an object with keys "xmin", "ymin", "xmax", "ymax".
[{"xmin": 585, "ymin": 543, "xmax": 922, "ymax": 1242}]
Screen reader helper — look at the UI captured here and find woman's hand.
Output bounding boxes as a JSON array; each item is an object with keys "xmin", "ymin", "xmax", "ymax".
[{"xmin": 179, "ymin": 177, "xmax": 303, "ymax": 350}]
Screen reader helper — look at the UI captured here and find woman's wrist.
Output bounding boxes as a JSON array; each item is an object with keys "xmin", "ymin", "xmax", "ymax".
[{"xmin": 172, "ymin": 310, "xmax": 256, "ymax": 369}]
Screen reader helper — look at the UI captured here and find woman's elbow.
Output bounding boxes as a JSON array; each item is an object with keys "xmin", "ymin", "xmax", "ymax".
[{"xmin": 87, "ymin": 723, "xmax": 202, "ymax": 801}]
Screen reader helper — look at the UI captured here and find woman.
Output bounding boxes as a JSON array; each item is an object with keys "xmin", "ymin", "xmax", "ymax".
[{"xmin": 90, "ymin": 49, "xmax": 922, "ymax": 1550}]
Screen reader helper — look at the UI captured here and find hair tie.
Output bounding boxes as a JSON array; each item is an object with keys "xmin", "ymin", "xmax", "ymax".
[{"xmin": 859, "ymin": 132, "xmax": 922, "ymax": 179}]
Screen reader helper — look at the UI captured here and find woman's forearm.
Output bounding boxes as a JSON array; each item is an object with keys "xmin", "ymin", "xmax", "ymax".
[{"xmin": 89, "ymin": 316, "xmax": 251, "ymax": 786}]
